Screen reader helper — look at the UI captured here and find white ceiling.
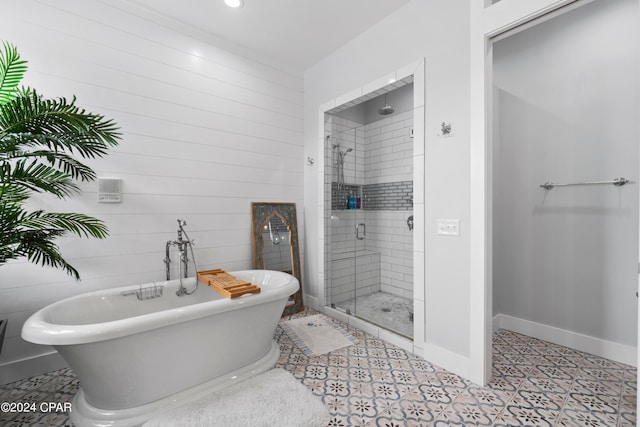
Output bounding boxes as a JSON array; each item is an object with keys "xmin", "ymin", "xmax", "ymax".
[{"xmin": 127, "ymin": 0, "xmax": 411, "ymax": 72}]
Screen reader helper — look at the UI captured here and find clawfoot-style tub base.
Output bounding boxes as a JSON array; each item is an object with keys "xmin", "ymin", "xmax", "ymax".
[{"xmin": 70, "ymin": 341, "xmax": 280, "ymax": 427}]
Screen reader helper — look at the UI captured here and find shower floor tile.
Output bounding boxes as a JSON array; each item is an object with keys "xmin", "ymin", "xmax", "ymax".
[
  {"xmin": 334, "ymin": 291, "xmax": 414, "ymax": 338},
  {"xmin": 0, "ymin": 308, "xmax": 636, "ymax": 426}
]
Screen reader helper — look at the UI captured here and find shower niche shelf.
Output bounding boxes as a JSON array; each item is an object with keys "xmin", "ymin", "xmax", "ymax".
[
  {"xmin": 331, "ymin": 182, "xmax": 362, "ymax": 210},
  {"xmin": 332, "ymin": 180, "xmax": 414, "ymax": 211}
]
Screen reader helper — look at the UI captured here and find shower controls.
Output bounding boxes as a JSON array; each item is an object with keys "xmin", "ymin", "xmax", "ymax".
[{"xmin": 437, "ymin": 219, "xmax": 460, "ymax": 236}]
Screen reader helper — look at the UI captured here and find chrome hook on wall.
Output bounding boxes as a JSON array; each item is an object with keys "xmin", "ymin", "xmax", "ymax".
[{"xmin": 438, "ymin": 121, "xmax": 453, "ymax": 137}]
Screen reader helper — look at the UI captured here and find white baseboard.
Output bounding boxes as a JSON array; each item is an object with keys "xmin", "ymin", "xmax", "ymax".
[
  {"xmin": 0, "ymin": 351, "xmax": 68, "ymax": 385},
  {"xmin": 422, "ymin": 343, "xmax": 470, "ymax": 380},
  {"xmin": 493, "ymin": 313, "xmax": 637, "ymax": 367},
  {"xmin": 303, "ymin": 294, "xmax": 321, "ymax": 311}
]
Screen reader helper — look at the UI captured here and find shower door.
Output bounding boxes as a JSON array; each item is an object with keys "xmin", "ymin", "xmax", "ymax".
[
  {"xmin": 325, "ymin": 93, "xmax": 415, "ymax": 339},
  {"xmin": 326, "ymin": 122, "xmax": 367, "ymax": 319}
]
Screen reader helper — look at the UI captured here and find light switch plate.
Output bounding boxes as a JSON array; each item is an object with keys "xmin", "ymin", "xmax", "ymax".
[{"xmin": 437, "ymin": 219, "xmax": 460, "ymax": 236}]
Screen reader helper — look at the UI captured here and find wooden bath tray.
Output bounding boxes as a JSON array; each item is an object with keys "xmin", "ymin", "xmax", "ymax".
[{"xmin": 197, "ymin": 269, "xmax": 261, "ymax": 298}]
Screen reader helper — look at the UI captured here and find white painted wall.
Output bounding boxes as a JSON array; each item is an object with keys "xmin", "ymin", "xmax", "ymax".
[
  {"xmin": 304, "ymin": 1, "xmax": 472, "ymax": 377},
  {"xmin": 0, "ymin": 0, "xmax": 303, "ymax": 383},
  {"xmin": 492, "ymin": 0, "xmax": 638, "ymax": 350}
]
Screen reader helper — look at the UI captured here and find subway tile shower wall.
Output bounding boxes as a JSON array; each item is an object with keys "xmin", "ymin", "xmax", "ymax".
[
  {"xmin": 328, "ymin": 109, "xmax": 414, "ymax": 211},
  {"xmin": 331, "ymin": 181, "xmax": 413, "ymax": 211},
  {"xmin": 363, "ymin": 181, "xmax": 413, "ymax": 210},
  {"xmin": 364, "ymin": 110, "xmax": 413, "ymax": 185},
  {"xmin": 325, "ymin": 110, "xmax": 414, "ymax": 304}
]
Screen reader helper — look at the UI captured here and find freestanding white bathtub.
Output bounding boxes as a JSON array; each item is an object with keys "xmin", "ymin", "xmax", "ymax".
[{"xmin": 22, "ymin": 270, "xmax": 299, "ymax": 427}]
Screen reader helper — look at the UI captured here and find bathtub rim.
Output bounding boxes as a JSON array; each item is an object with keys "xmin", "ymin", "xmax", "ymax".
[{"xmin": 21, "ymin": 270, "xmax": 298, "ymax": 346}]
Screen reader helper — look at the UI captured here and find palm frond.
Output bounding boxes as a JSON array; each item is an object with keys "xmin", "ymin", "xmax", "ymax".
[
  {"xmin": 0, "ymin": 144, "xmax": 97, "ymax": 182},
  {"xmin": 0, "ymin": 41, "xmax": 120, "ymax": 280},
  {"xmin": 0, "ymin": 201, "xmax": 26, "ymax": 262},
  {"xmin": 1, "ymin": 159, "xmax": 79, "ymax": 198},
  {"xmin": 0, "ymin": 132, "xmax": 50, "ymax": 156},
  {"xmin": 0, "ymin": 42, "xmax": 28, "ymax": 105},
  {"xmin": 20, "ymin": 211, "xmax": 109, "ymax": 239},
  {"xmin": 0, "ymin": 180, "xmax": 30, "ymax": 204},
  {"xmin": 0, "ymin": 209, "xmax": 109, "ymax": 280},
  {"xmin": 13, "ymin": 230, "xmax": 80, "ymax": 280},
  {"xmin": 0, "ymin": 91, "xmax": 120, "ymax": 157}
]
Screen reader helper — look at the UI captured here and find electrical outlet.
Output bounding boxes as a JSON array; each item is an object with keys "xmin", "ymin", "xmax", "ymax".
[{"xmin": 437, "ymin": 219, "xmax": 460, "ymax": 236}]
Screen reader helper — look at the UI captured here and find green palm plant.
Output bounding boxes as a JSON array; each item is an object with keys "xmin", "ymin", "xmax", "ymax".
[{"xmin": 0, "ymin": 41, "xmax": 121, "ymax": 280}]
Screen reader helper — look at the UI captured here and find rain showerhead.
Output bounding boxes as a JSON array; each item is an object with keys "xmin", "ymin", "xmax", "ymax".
[
  {"xmin": 378, "ymin": 105, "xmax": 394, "ymax": 115},
  {"xmin": 377, "ymin": 93, "xmax": 394, "ymax": 115}
]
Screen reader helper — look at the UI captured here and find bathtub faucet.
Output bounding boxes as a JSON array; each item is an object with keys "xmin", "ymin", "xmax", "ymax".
[
  {"xmin": 164, "ymin": 220, "xmax": 197, "ymax": 296},
  {"xmin": 165, "ymin": 219, "xmax": 194, "ymax": 279}
]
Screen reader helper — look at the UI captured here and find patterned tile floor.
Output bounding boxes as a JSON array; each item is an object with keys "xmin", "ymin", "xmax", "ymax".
[{"xmin": 0, "ymin": 308, "xmax": 636, "ymax": 426}]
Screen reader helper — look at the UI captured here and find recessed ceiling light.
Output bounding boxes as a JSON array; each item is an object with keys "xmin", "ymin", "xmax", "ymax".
[{"xmin": 224, "ymin": 0, "xmax": 244, "ymax": 8}]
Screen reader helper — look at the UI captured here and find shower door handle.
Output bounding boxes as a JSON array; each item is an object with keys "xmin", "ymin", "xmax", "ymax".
[{"xmin": 356, "ymin": 223, "xmax": 366, "ymax": 240}]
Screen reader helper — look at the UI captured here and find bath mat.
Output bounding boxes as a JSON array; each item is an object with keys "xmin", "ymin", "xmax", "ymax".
[
  {"xmin": 143, "ymin": 368, "xmax": 327, "ymax": 427},
  {"xmin": 281, "ymin": 314, "xmax": 357, "ymax": 355}
]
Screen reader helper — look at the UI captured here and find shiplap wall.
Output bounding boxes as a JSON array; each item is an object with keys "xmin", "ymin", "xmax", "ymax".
[{"xmin": 0, "ymin": 0, "xmax": 303, "ymax": 381}]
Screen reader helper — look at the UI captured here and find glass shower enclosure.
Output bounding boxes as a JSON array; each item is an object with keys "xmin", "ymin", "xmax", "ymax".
[{"xmin": 324, "ymin": 81, "xmax": 414, "ymax": 339}]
